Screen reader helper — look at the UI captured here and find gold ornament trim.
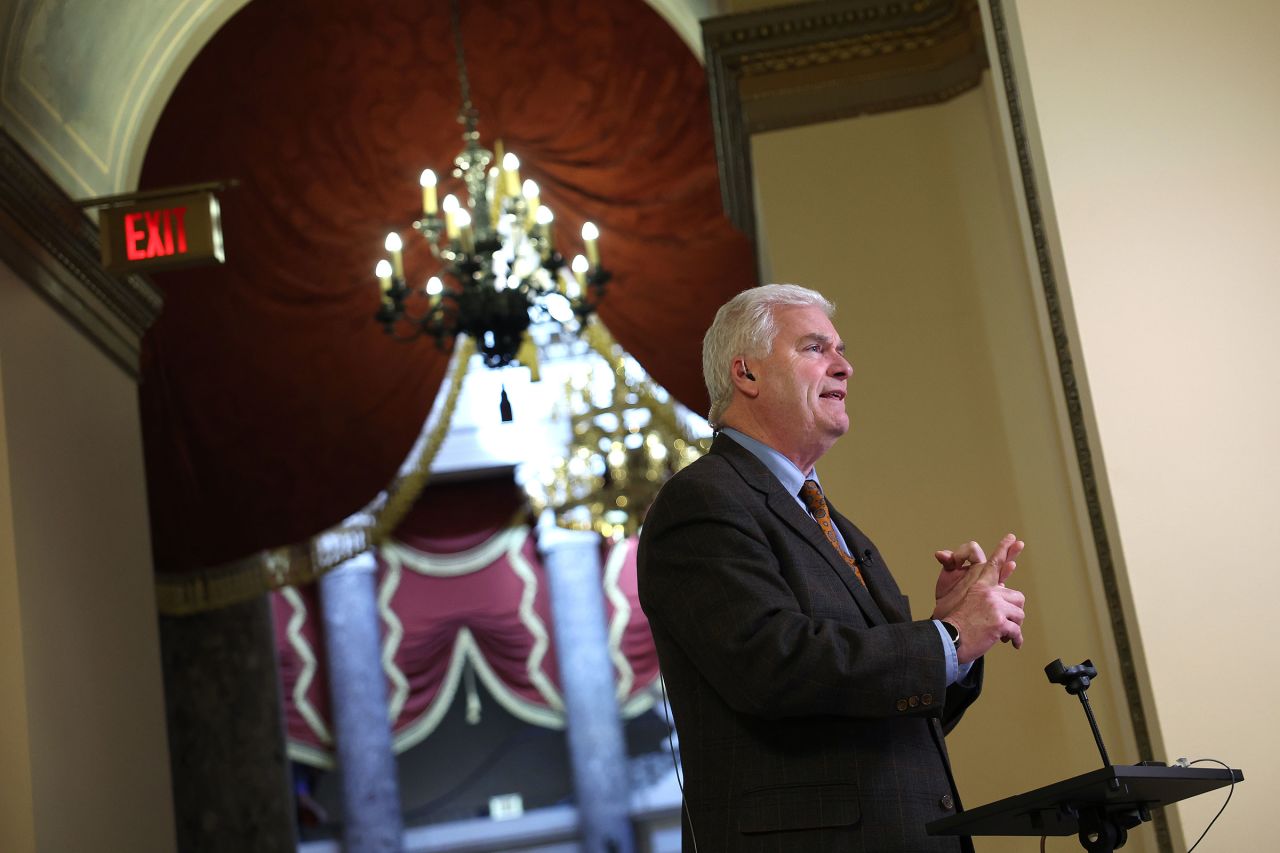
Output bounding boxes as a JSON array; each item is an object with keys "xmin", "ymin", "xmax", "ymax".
[
  {"xmin": 523, "ymin": 318, "xmax": 709, "ymax": 539},
  {"xmin": 702, "ymin": 0, "xmax": 986, "ymax": 241}
]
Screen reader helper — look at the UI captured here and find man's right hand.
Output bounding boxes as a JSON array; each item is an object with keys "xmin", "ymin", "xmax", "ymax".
[{"xmin": 932, "ymin": 533, "xmax": 1026, "ymax": 664}]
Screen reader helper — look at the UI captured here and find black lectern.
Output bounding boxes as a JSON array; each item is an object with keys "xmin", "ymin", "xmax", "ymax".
[{"xmin": 926, "ymin": 660, "xmax": 1243, "ymax": 852}]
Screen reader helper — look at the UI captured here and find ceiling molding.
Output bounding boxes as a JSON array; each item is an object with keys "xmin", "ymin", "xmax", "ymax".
[
  {"xmin": 703, "ymin": 0, "xmax": 988, "ymax": 240},
  {"xmin": 0, "ymin": 127, "xmax": 162, "ymax": 379}
]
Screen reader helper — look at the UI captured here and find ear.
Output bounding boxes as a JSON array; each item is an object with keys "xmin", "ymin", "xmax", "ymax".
[{"xmin": 730, "ymin": 358, "xmax": 760, "ymax": 398}]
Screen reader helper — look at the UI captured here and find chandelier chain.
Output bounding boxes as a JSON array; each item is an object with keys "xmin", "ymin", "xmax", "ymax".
[{"xmin": 449, "ymin": 0, "xmax": 479, "ymax": 136}]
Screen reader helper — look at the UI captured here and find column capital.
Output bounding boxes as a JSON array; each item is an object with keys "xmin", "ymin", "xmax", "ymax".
[{"xmin": 329, "ymin": 550, "xmax": 378, "ymax": 577}]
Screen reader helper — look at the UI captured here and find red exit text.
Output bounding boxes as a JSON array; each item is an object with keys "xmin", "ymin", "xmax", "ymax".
[
  {"xmin": 125, "ymin": 207, "xmax": 188, "ymax": 260},
  {"xmin": 98, "ymin": 190, "xmax": 223, "ymax": 273}
]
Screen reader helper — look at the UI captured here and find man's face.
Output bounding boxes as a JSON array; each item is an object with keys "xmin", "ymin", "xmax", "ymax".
[{"xmin": 749, "ymin": 304, "xmax": 852, "ymax": 469}]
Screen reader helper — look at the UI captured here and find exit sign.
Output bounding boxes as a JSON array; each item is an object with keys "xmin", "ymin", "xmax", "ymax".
[{"xmin": 99, "ymin": 191, "xmax": 225, "ymax": 273}]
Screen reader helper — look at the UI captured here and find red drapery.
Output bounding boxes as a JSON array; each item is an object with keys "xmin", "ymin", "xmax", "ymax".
[
  {"xmin": 274, "ymin": 481, "xmax": 659, "ymax": 766},
  {"xmin": 139, "ymin": 0, "xmax": 756, "ymax": 573}
]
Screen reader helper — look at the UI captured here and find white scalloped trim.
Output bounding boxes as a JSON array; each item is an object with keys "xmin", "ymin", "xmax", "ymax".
[{"xmin": 282, "ymin": 586, "xmax": 332, "ymax": 746}]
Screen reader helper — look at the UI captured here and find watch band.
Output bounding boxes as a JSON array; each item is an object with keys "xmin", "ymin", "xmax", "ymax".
[{"xmin": 941, "ymin": 620, "xmax": 961, "ymax": 649}]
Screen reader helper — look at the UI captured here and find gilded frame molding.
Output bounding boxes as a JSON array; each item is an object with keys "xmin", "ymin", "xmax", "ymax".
[
  {"xmin": 702, "ymin": 0, "xmax": 988, "ymax": 241},
  {"xmin": 984, "ymin": 0, "xmax": 1167, "ymax": 848}
]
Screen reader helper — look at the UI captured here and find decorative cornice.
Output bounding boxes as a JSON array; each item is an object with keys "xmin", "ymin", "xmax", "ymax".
[
  {"xmin": 0, "ymin": 126, "xmax": 161, "ymax": 379},
  {"xmin": 702, "ymin": 0, "xmax": 988, "ymax": 240},
  {"xmin": 984, "ymin": 1, "xmax": 1168, "ymax": 849}
]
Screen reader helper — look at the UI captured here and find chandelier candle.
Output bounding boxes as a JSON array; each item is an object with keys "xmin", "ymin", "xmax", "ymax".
[
  {"xmin": 571, "ymin": 255, "xmax": 588, "ymax": 296},
  {"xmin": 420, "ymin": 169, "xmax": 438, "ymax": 215},
  {"xmin": 455, "ymin": 209, "xmax": 475, "ymax": 254},
  {"xmin": 581, "ymin": 222, "xmax": 600, "ymax": 268},
  {"xmin": 502, "ymin": 152, "xmax": 521, "ymax": 197},
  {"xmin": 522, "ymin": 180, "xmax": 540, "ymax": 227},
  {"xmin": 442, "ymin": 194, "xmax": 460, "ymax": 240},
  {"xmin": 384, "ymin": 232, "xmax": 404, "ymax": 279},
  {"xmin": 376, "ymin": 260, "xmax": 393, "ymax": 304},
  {"xmin": 534, "ymin": 206, "xmax": 554, "ymax": 259}
]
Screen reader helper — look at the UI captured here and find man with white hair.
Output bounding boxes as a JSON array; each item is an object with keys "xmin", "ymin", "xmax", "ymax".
[{"xmin": 638, "ymin": 284, "xmax": 1026, "ymax": 852}]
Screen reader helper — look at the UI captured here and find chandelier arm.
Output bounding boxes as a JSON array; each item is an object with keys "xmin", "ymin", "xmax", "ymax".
[{"xmin": 396, "ymin": 307, "xmax": 435, "ymax": 327}]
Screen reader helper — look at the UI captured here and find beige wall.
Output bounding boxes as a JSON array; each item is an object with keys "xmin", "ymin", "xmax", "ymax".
[
  {"xmin": 0, "ymin": 259, "xmax": 175, "ymax": 852},
  {"xmin": 0, "ymin": 334, "xmax": 36, "ymax": 853},
  {"xmin": 1004, "ymin": 1, "xmax": 1280, "ymax": 848},
  {"xmin": 752, "ymin": 74, "xmax": 1151, "ymax": 852}
]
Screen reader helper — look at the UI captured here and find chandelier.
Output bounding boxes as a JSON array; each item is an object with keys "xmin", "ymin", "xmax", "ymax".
[
  {"xmin": 522, "ymin": 322, "xmax": 711, "ymax": 540},
  {"xmin": 373, "ymin": 0, "xmax": 610, "ymax": 369}
]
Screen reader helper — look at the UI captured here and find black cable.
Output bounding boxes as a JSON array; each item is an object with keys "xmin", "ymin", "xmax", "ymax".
[
  {"xmin": 1186, "ymin": 758, "xmax": 1234, "ymax": 853},
  {"xmin": 658, "ymin": 676, "xmax": 698, "ymax": 853}
]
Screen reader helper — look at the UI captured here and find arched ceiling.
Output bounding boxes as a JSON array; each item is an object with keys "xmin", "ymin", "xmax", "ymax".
[
  {"xmin": 128, "ymin": 0, "xmax": 756, "ymax": 572},
  {"xmin": 0, "ymin": 0, "xmax": 719, "ymax": 196},
  {"xmin": 2, "ymin": 0, "xmax": 996, "ymax": 580}
]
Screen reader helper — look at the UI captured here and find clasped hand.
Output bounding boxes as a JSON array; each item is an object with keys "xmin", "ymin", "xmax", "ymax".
[{"xmin": 931, "ymin": 533, "xmax": 1027, "ymax": 664}]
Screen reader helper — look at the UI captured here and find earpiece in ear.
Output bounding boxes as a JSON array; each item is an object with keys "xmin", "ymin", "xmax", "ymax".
[{"xmin": 742, "ymin": 364, "xmax": 756, "ymax": 381}]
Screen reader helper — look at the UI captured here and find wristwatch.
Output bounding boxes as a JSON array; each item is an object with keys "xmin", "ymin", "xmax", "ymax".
[{"xmin": 941, "ymin": 620, "xmax": 961, "ymax": 650}]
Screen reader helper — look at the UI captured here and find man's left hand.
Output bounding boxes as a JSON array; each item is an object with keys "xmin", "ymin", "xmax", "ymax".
[{"xmin": 932, "ymin": 537, "xmax": 1023, "ymax": 616}]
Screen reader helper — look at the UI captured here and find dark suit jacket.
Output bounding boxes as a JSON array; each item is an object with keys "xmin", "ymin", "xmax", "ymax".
[{"xmin": 637, "ymin": 434, "xmax": 981, "ymax": 853}]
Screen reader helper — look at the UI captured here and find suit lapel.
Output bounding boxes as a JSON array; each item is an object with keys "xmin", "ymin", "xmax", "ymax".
[
  {"xmin": 829, "ymin": 506, "xmax": 913, "ymax": 623},
  {"xmin": 712, "ymin": 436, "xmax": 889, "ymax": 627}
]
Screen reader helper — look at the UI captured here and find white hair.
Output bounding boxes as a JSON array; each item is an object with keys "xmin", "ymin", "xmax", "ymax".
[{"xmin": 701, "ymin": 284, "xmax": 835, "ymax": 429}]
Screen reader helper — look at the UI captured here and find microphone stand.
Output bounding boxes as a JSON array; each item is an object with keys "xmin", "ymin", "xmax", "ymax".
[{"xmin": 926, "ymin": 658, "xmax": 1243, "ymax": 852}]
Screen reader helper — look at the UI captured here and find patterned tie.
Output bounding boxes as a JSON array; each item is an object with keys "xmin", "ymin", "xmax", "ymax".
[{"xmin": 798, "ymin": 479, "xmax": 866, "ymax": 587}]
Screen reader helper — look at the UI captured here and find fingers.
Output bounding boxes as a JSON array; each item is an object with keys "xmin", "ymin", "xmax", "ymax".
[
  {"xmin": 938, "ymin": 535, "xmax": 1024, "ymax": 577},
  {"xmin": 1000, "ymin": 539, "xmax": 1025, "ymax": 584},
  {"xmin": 951, "ymin": 540, "xmax": 987, "ymax": 565},
  {"xmin": 945, "ymin": 569, "xmax": 1027, "ymax": 657},
  {"xmin": 1002, "ymin": 592, "xmax": 1026, "ymax": 649},
  {"xmin": 979, "ymin": 534, "xmax": 1019, "ymax": 585},
  {"xmin": 990, "ymin": 533, "xmax": 1017, "ymax": 563}
]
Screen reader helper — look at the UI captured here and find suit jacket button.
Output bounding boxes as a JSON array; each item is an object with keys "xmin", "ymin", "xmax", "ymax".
[
  {"xmin": 908, "ymin": 695, "xmax": 920, "ymax": 708},
  {"xmin": 922, "ymin": 693, "xmax": 934, "ymax": 705},
  {"xmin": 940, "ymin": 794, "xmax": 954, "ymax": 810},
  {"xmin": 896, "ymin": 699, "xmax": 908, "ymax": 711}
]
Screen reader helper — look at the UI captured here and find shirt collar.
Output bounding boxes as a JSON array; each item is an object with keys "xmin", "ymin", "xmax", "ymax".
[{"xmin": 719, "ymin": 427, "xmax": 822, "ymax": 498}]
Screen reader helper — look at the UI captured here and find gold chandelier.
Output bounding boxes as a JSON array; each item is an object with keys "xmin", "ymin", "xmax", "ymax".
[{"xmin": 522, "ymin": 322, "xmax": 710, "ymax": 540}]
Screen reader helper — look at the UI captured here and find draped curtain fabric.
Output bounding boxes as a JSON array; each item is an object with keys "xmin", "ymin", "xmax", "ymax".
[
  {"xmin": 274, "ymin": 480, "xmax": 659, "ymax": 767},
  {"xmin": 138, "ymin": 0, "xmax": 756, "ymax": 574}
]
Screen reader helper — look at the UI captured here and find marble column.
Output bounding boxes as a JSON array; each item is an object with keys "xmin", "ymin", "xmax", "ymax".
[
  {"xmin": 318, "ymin": 552, "xmax": 404, "ymax": 852},
  {"xmin": 539, "ymin": 525, "xmax": 635, "ymax": 853},
  {"xmin": 159, "ymin": 595, "xmax": 297, "ymax": 853}
]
